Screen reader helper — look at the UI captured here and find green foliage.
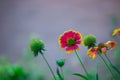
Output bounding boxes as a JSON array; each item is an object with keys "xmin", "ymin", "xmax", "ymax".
[
  {"xmin": 0, "ymin": 54, "xmax": 47, "ymax": 80},
  {"xmin": 0, "ymin": 64, "xmax": 28, "ymax": 80},
  {"xmin": 73, "ymin": 73, "xmax": 88, "ymax": 80},
  {"xmin": 114, "ymin": 46, "xmax": 120, "ymax": 57},
  {"xmin": 96, "ymin": 71, "xmax": 99, "ymax": 80},
  {"xmin": 111, "ymin": 65, "xmax": 120, "ymax": 75}
]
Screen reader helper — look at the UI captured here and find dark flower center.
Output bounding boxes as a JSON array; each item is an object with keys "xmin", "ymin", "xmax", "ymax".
[{"xmin": 67, "ymin": 38, "xmax": 76, "ymax": 46}]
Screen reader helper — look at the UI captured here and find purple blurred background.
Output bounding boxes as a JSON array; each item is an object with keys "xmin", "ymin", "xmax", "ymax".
[{"xmin": 0, "ymin": 0, "xmax": 120, "ymax": 79}]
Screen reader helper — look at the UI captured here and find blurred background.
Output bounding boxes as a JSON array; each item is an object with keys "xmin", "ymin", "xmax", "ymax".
[{"xmin": 0, "ymin": 0, "xmax": 120, "ymax": 80}]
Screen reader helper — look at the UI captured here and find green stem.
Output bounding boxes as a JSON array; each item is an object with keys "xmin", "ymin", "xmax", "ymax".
[
  {"xmin": 99, "ymin": 54, "xmax": 115, "ymax": 80},
  {"xmin": 60, "ymin": 67, "xmax": 64, "ymax": 80},
  {"xmin": 105, "ymin": 54, "xmax": 120, "ymax": 78},
  {"xmin": 104, "ymin": 54, "xmax": 113, "ymax": 66},
  {"xmin": 74, "ymin": 50, "xmax": 89, "ymax": 77},
  {"xmin": 41, "ymin": 54, "xmax": 57, "ymax": 80}
]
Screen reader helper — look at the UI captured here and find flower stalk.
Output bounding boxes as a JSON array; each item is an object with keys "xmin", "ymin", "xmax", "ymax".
[
  {"xmin": 99, "ymin": 54, "xmax": 115, "ymax": 80},
  {"xmin": 60, "ymin": 67, "xmax": 64, "ymax": 79},
  {"xmin": 74, "ymin": 50, "xmax": 89, "ymax": 77},
  {"xmin": 41, "ymin": 54, "xmax": 57, "ymax": 80},
  {"xmin": 56, "ymin": 59, "xmax": 65, "ymax": 80},
  {"xmin": 104, "ymin": 54, "xmax": 113, "ymax": 66}
]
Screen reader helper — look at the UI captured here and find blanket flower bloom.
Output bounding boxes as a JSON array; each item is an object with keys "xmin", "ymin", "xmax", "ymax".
[
  {"xmin": 30, "ymin": 39, "xmax": 57, "ymax": 80},
  {"xmin": 58, "ymin": 30, "xmax": 82, "ymax": 53},
  {"xmin": 87, "ymin": 47, "xmax": 98, "ymax": 59},
  {"xmin": 105, "ymin": 41, "xmax": 116, "ymax": 50},
  {"xmin": 112, "ymin": 28, "xmax": 120, "ymax": 36},
  {"xmin": 87, "ymin": 41, "xmax": 116, "ymax": 59}
]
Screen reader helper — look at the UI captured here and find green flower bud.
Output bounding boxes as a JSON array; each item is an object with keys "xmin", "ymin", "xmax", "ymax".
[
  {"xmin": 56, "ymin": 59, "xmax": 65, "ymax": 67},
  {"xmin": 83, "ymin": 34, "xmax": 96, "ymax": 49},
  {"xmin": 30, "ymin": 39, "xmax": 45, "ymax": 56}
]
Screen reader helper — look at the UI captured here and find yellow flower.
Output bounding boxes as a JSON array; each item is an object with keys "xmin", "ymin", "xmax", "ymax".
[{"xmin": 112, "ymin": 28, "xmax": 120, "ymax": 36}]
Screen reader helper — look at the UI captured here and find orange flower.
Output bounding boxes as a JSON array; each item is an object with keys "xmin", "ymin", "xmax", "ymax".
[
  {"xmin": 87, "ymin": 47, "xmax": 98, "ymax": 59},
  {"xmin": 105, "ymin": 41, "xmax": 116, "ymax": 50},
  {"xmin": 58, "ymin": 30, "xmax": 82, "ymax": 53},
  {"xmin": 112, "ymin": 28, "xmax": 120, "ymax": 36}
]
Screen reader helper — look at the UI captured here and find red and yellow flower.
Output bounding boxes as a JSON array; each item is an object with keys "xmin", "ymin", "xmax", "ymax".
[
  {"xmin": 105, "ymin": 41, "xmax": 116, "ymax": 50},
  {"xmin": 87, "ymin": 41, "xmax": 116, "ymax": 59},
  {"xmin": 58, "ymin": 30, "xmax": 82, "ymax": 53},
  {"xmin": 112, "ymin": 28, "xmax": 120, "ymax": 36},
  {"xmin": 87, "ymin": 47, "xmax": 98, "ymax": 59}
]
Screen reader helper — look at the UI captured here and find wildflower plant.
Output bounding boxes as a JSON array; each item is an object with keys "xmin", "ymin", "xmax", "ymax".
[
  {"xmin": 30, "ymin": 39, "xmax": 57, "ymax": 80},
  {"xmin": 27, "ymin": 28, "xmax": 120, "ymax": 80},
  {"xmin": 58, "ymin": 30, "xmax": 89, "ymax": 79},
  {"xmin": 56, "ymin": 59, "xmax": 65, "ymax": 80},
  {"xmin": 83, "ymin": 34, "xmax": 118, "ymax": 80}
]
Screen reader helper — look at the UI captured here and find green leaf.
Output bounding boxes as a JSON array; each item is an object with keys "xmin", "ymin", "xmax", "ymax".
[
  {"xmin": 56, "ymin": 68, "xmax": 64, "ymax": 80},
  {"xmin": 111, "ymin": 65, "xmax": 120, "ymax": 75},
  {"xmin": 73, "ymin": 73, "xmax": 88, "ymax": 80},
  {"xmin": 96, "ymin": 72, "xmax": 99, "ymax": 80}
]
